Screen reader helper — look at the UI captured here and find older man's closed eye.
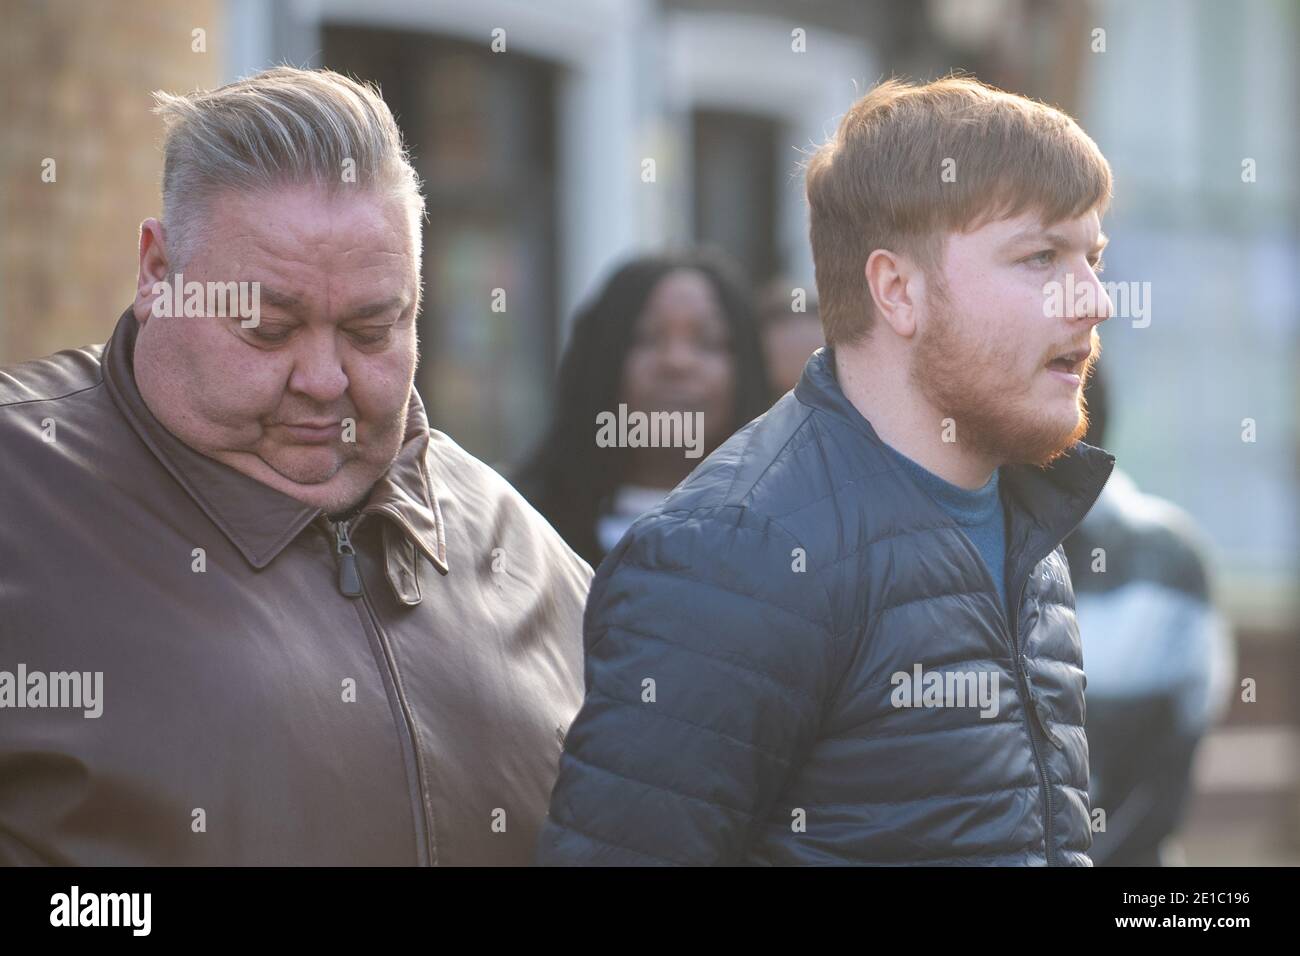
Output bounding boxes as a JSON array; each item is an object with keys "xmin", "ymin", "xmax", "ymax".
[{"xmin": 0, "ymin": 67, "xmax": 590, "ymax": 866}]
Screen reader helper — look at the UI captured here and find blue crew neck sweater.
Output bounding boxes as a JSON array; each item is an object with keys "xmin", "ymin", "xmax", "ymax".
[{"xmin": 879, "ymin": 441, "xmax": 1011, "ymax": 616}]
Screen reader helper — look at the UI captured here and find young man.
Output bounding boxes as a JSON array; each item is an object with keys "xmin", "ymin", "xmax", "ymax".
[{"xmin": 538, "ymin": 76, "xmax": 1116, "ymax": 866}]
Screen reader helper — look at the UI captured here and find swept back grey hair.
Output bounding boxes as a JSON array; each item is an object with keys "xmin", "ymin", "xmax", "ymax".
[{"xmin": 152, "ymin": 66, "xmax": 426, "ymax": 270}]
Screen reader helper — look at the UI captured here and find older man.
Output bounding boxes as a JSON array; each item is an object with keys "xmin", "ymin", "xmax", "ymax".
[{"xmin": 0, "ymin": 67, "xmax": 589, "ymax": 865}]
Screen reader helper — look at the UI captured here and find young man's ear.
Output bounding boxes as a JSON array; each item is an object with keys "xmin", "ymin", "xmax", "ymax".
[
  {"xmin": 864, "ymin": 248, "xmax": 922, "ymax": 339},
  {"xmin": 133, "ymin": 218, "xmax": 171, "ymax": 325}
]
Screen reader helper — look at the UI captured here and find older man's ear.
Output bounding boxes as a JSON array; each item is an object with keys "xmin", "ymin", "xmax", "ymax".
[{"xmin": 133, "ymin": 217, "xmax": 171, "ymax": 325}]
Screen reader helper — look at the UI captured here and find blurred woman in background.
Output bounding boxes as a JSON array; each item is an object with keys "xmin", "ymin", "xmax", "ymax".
[{"xmin": 516, "ymin": 250, "xmax": 770, "ymax": 568}]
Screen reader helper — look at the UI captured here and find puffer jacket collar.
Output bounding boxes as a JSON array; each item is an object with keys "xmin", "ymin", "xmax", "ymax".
[
  {"xmin": 102, "ymin": 307, "xmax": 449, "ymax": 600},
  {"xmin": 795, "ymin": 346, "xmax": 1115, "ymax": 578}
]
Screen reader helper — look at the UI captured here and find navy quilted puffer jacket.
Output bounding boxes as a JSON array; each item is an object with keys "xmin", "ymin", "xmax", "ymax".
[{"xmin": 538, "ymin": 347, "xmax": 1115, "ymax": 865}]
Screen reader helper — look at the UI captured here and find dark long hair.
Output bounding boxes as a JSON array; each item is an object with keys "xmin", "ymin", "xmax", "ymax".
[{"xmin": 514, "ymin": 250, "xmax": 771, "ymax": 566}]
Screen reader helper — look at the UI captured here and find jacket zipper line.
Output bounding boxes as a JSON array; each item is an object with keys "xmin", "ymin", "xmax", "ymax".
[
  {"xmin": 330, "ymin": 515, "xmax": 438, "ymax": 865},
  {"xmin": 956, "ymin": 522, "xmax": 1059, "ymax": 866},
  {"xmin": 1004, "ymin": 496, "xmax": 1105, "ymax": 867},
  {"xmin": 1006, "ymin": 568, "xmax": 1056, "ymax": 866}
]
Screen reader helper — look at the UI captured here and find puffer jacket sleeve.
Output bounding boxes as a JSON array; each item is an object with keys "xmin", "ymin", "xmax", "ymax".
[{"xmin": 536, "ymin": 505, "xmax": 836, "ymax": 865}]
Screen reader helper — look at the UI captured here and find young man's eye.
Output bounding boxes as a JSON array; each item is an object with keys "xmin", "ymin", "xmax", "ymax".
[
  {"xmin": 1026, "ymin": 250, "xmax": 1057, "ymax": 267},
  {"xmin": 1090, "ymin": 257, "xmax": 1106, "ymax": 275}
]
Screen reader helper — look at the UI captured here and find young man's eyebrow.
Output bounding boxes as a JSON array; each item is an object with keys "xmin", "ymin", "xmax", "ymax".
[{"xmin": 1004, "ymin": 229, "xmax": 1110, "ymax": 255}]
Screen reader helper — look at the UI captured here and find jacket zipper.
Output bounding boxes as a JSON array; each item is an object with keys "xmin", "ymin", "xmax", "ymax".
[
  {"xmin": 333, "ymin": 518, "xmax": 363, "ymax": 597},
  {"xmin": 1005, "ymin": 498, "xmax": 1102, "ymax": 867},
  {"xmin": 1005, "ymin": 570, "xmax": 1058, "ymax": 866},
  {"xmin": 329, "ymin": 515, "xmax": 437, "ymax": 865}
]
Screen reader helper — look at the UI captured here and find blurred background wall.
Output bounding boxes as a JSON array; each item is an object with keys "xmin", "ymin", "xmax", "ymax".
[{"xmin": 1, "ymin": 0, "xmax": 1296, "ymax": 864}]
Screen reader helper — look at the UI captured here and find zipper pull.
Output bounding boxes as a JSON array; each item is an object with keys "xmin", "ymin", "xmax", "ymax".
[
  {"xmin": 333, "ymin": 518, "xmax": 363, "ymax": 598},
  {"xmin": 1020, "ymin": 653, "xmax": 1065, "ymax": 749}
]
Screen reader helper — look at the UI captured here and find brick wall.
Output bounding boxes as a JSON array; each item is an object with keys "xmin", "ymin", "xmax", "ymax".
[{"xmin": 0, "ymin": 0, "xmax": 223, "ymax": 364}]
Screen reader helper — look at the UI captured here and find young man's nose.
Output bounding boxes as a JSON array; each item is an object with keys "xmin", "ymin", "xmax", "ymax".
[{"xmin": 1069, "ymin": 266, "xmax": 1112, "ymax": 326}]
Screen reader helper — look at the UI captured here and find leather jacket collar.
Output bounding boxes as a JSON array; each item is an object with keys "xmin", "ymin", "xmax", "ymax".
[{"xmin": 102, "ymin": 307, "xmax": 449, "ymax": 600}]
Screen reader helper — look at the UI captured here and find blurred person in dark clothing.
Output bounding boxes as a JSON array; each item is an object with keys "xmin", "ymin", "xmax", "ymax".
[
  {"xmin": 757, "ymin": 279, "xmax": 824, "ymax": 401},
  {"xmin": 515, "ymin": 251, "xmax": 771, "ymax": 567},
  {"xmin": 1063, "ymin": 364, "xmax": 1236, "ymax": 865}
]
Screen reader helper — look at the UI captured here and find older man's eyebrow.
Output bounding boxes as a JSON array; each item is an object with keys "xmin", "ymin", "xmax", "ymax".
[
  {"xmin": 252, "ymin": 289, "xmax": 407, "ymax": 320},
  {"xmin": 344, "ymin": 296, "xmax": 407, "ymax": 321},
  {"xmin": 258, "ymin": 287, "xmax": 305, "ymax": 312}
]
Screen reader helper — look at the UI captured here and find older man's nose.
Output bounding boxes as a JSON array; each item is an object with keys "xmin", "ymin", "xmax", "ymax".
[{"xmin": 288, "ymin": 336, "xmax": 349, "ymax": 403}]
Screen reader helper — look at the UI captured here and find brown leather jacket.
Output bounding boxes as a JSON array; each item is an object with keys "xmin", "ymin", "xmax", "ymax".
[{"xmin": 0, "ymin": 309, "xmax": 590, "ymax": 865}]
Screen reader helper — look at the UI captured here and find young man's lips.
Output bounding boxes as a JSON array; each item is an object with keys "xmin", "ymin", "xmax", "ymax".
[{"xmin": 1046, "ymin": 349, "xmax": 1089, "ymax": 381}]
